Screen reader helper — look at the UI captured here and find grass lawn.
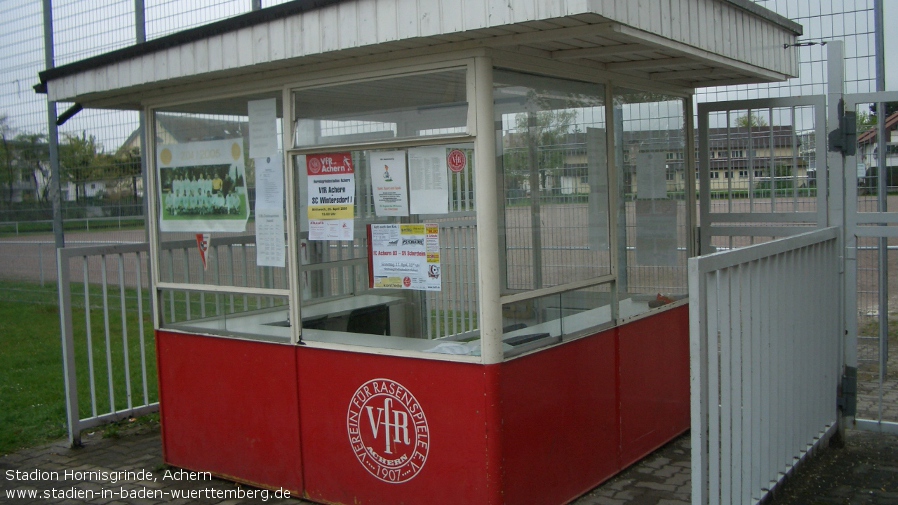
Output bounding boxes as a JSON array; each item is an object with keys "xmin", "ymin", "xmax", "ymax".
[{"xmin": 0, "ymin": 280, "xmax": 157, "ymax": 455}]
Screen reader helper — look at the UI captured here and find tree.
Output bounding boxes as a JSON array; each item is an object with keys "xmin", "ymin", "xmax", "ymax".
[
  {"xmin": 504, "ymin": 104, "xmax": 579, "ymax": 194},
  {"xmin": 0, "ymin": 115, "xmax": 15, "ymax": 208},
  {"xmin": 59, "ymin": 131, "xmax": 114, "ymax": 202},
  {"xmin": 856, "ymin": 110, "xmax": 876, "ymax": 134},
  {"xmin": 858, "ymin": 103, "xmax": 898, "ymax": 133},
  {"xmin": 733, "ymin": 113, "xmax": 769, "ymax": 128},
  {"xmin": 15, "ymin": 133, "xmax": 49, "ymax": 203},
  {"xmin": 869, "ymin": 102, "xmax": 898, "ymax": 120},
  {"xmin": 111, "ymin": 146, "xmax": 143, "ymax": 202}
]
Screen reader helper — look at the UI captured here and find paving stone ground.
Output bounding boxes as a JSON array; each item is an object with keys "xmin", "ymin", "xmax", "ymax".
[{"xmin": 3, "ymin": 420, "xmax": 897, "ymax": 505}]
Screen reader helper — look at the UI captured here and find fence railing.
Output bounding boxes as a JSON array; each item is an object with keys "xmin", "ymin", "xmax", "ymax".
[
  {"xmin": 57, "ymin": 243, "xmax": 156, "ymax": 446},
  {"xmin": 0, "ymin": 215, "xmax": 147, "ymax": 236},
  {"xmin": 689, "ymin": 227, "xmax": 840, "ymax": 505}
]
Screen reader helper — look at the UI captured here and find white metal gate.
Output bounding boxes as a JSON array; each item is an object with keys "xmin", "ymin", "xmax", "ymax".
[
  {"xmin": 842, "ymin": 90, "xmax": 898, "ymax": 433},
  {"xmin": 689, "ymin": 92, "xmax": 841, "ymax": 505},
  {"xmin": 689, "ymin": 227, "xmax": 841, "ymax": 505},
  {"xmin": 692, "ymin": 87, "xmax": 838, "ymax": 505},
  {"xmin": 696, "ymin": 95, "xmax": 827, "ymax": 254},
  {"xmin": 57, "ymin": 243, "xmax": 157, "ymax": 446},
  {"xmin": 691, "ymin": 42, "xmax": 898, "ymax": 503}
]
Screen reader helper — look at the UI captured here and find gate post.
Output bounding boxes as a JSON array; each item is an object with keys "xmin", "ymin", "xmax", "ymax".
[
  {"xmin": 56, "ymin": 248, "xmax": 81, "ymax": 446},
  {"xmin": 826, "ymin": 40, "xmax": 855, "ymax": 439}
]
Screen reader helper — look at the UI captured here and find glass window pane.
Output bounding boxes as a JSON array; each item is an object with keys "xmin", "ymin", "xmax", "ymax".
[
  {"xmin": 500, "ymin": 285, "xmax": 625, "ymax": 356},
  {"xmin": 161, "ymin": 291, "xmax": 291, "ymax": 343},
  {"xmin": 613, "ymin": 88, "xmax": 688, "ymax": 318},
  {"xmin": 293, "ymin": 146, "xmax": 480, "ymax": 353},
  {"xmin": 494, "ymin": 70, "xmax": 611, "ymax": 294},
  {"xmin": 293, "ymin": 69, "xmax": 469, "ymax": 148},
  {"xmin": 153, "ymin": 94, "xmax": 290, "ymax": 342}
]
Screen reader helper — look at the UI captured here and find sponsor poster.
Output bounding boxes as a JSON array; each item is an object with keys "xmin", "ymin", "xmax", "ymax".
[
  {"xmin": 369, "ymin": 223, "xmax": 441, "ymax": 291},
  {"xmin": 369, "ymin": 150, "xmax": 409, "ymax": 217},
  {"xmin": 306, "ymin": 153, "xmax": 355, "ymax": 241},
  {"xmin": 254, "ymin": 155, "xmax": 285, "ymax": 267},
  {"xmin": 157, "ymin": 138, "xmax": 250, "ymax": 233},
  {"xmin": 408, "ymin": 146, "xmax": 449, "ymax": 215}
]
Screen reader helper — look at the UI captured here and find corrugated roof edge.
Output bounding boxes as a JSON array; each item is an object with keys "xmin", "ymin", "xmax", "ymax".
[
  {"xmin": 34, "ymin": 0, "xmax": 802, "ymax": 94},
  {"xmin": 34, "ymin": 0, "xmax": 346, "ymax": 93},
  {"xmin": 724, "ymin": 0, "xmax": 802, "ymax": 36}
]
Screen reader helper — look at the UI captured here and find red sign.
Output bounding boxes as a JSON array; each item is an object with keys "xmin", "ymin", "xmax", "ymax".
[
  {"xmin": 447, "ymin": 149, "xmax": 466, "ymax": 173},
  {"xmin": 307, "ymin": 153, "xmax": 354, "ymax": 175}
]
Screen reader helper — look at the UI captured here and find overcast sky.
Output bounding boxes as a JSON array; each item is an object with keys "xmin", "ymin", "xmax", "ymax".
[{"xmin": 0, "ymin": 0, "xmax": 895, "ymax": 149}]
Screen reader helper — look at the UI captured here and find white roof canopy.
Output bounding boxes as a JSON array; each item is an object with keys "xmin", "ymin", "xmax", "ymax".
[{"xmin": 37, "ymin": 0, "xmax": 801, "ymax": 108}]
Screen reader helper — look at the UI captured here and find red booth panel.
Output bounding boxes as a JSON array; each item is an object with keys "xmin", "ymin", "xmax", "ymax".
[
  {"xmin": 500, "ymin": 330, "xmax": 620, "ymax": 505},
  {"xmin": 296, "ymin": 347, "xmax": 495, "ymax": 505},
  {"xmin": 156, "ymin": 331, "xmax": 303, "ymax": 493},
  {"xmin": 618, "ymin": 305, "xmax": 690, "ymax": 467}
]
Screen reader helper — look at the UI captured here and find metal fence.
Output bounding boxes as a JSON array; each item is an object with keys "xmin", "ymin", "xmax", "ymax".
[
  {"xmin": 56, "ymin": 242, "xmax": 155, "ymax": 446},
  {"xmin": 697, "ymin": 0, "xmax": 880, "ymax": 103},
  {"xmin": 689, "ymin": 227, "xmax": 840, "ymax": 505}
]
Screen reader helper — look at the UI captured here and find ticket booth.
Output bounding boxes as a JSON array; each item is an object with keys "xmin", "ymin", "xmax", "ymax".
[{"xmin": 38, "ymin": 2, "xmax": 801, "ymax": 503}]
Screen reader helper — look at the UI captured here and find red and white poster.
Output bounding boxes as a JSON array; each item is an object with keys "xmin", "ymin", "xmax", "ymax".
[{"xmin": 306, "ymin": 153, "xmax": 355, "ymax": 241}]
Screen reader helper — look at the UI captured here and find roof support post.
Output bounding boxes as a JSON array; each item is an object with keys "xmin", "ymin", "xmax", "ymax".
[{"xmin": 473, "ymin": 56, "xmax": 502, "ymax": 365}]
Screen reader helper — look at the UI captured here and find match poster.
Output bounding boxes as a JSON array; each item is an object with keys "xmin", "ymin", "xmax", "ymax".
[{"xmin": 306, "ymin": 153, "xmax": 355, "ymax": 241}]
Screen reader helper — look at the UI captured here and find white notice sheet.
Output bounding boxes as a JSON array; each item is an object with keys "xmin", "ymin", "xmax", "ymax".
[
  {"xmin": 370, "ymin": 151, "xmax": 409, "ymax": 217},
  {"xmin": 248, "ymin": 98, "xmax": 278, "ymax": 159},
  {"xmin": 408, "ymin": 146, "xmax": 449, "ymax": 215},
  {"xmin": 254, "ymin": 155, "xmax": 285, "ymax": 267}
]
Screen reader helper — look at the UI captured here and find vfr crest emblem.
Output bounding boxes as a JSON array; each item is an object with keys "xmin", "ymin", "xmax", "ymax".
[{"xmin": 347, "ymin": 378, "xmax": 429, "ymax": 483}]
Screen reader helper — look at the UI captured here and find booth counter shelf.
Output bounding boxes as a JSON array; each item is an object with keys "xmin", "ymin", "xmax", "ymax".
[
  {"xmin": 173, "ymin": 293, "xmax": 407, "ymax": 342},
  {"xmin": 169, "ymin": 294, "xmax": 658, "ymax": 357}
]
